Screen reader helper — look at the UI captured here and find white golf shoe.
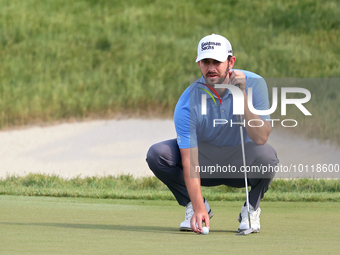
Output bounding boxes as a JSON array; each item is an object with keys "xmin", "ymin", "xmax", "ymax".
[
  {"xmin": 238, "ymin": 204, "xmax": 261, "ymax": 233},
  {"xmin": 180, "ymin": 198, "xmax": 213, "ymax": 231}
]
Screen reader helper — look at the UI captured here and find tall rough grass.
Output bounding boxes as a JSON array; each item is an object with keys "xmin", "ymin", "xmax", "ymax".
[
  {"xmin": 0, "ymin": 0, "xmax": 339, "ymax": 141},
  {"xmin": 1, "ymin": 174, "xmax": 340, "ymax": 201}
]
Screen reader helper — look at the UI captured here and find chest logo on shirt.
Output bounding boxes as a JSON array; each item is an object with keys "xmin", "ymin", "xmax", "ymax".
[{"xmin": 198, "ymin": 82, "xmax": 222, "ymax": 106}]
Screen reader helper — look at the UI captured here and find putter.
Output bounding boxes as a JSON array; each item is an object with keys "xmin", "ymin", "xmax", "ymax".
[{"xmin": 235, "ymin": 85, "xmax": 254, "ymax": 236}]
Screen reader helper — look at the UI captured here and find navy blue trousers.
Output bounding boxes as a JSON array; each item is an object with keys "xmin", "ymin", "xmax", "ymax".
[{"xmin": 146, "ymin": 139, "xmax": 279, "ymax": 209}]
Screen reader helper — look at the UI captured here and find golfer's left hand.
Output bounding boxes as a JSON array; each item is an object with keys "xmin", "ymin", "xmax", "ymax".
[{"xmin": 229, "ymin": 70, "xmax": 246, "ymax": 91}]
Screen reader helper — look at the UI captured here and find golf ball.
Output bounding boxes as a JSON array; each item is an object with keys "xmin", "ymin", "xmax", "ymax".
[{"xmin": 202, "ymin": 227, "xmax": 209, "ymax": 235}]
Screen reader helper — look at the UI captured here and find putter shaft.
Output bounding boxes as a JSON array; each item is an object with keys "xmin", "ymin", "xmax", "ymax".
[{"xmin": 237, "ymin": 114, "xmax": 252, "ymax": 230}]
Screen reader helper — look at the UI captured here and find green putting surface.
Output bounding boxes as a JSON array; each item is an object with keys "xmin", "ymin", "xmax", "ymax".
[{"xmin": 0, "ymin": 195, "xmax": 339, "ymax": 254}]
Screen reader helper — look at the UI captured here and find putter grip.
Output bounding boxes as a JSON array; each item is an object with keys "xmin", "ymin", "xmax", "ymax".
[
  {"xmin": 235, "ymin": 84, "xmax": 244, "ymax": 124},
  {"xmin": 236, "ymin": 114, "xmax": 243, "ymax": 123}
]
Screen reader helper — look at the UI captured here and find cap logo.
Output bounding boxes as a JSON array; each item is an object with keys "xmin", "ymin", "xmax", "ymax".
[{"xmin": 201, "ymin": 41, "xmax": 221, "ymax": 51}]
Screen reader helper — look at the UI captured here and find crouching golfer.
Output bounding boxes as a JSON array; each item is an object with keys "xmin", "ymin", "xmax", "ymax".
[{"xmin": 146, "ymin": 34, "xmax": 279, "ymax": 234}]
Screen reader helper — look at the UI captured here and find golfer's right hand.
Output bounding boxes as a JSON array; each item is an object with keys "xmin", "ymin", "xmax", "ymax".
[{"xmin": 190, "ymin": 209, "xmax": 210, "ymax": 234}]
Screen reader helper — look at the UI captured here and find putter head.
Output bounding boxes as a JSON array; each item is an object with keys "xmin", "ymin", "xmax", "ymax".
[{"xmin": 236, "ymin": 228, "xmax": 255, "ymax": 236}]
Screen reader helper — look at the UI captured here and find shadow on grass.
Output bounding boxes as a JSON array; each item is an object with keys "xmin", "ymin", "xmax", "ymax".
[
  {"xmin": 0, "ymin": 222, "xmax": 182, "ymax": 234},
  {"xmin": 0, "ymin": 222, "xmax": 238, "ymax": 234},
  {"xmin": 211, "ymin": 229, "xmax": 238, "ymax": 234}
]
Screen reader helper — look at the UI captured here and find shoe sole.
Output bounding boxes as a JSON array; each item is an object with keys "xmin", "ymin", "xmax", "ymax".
[
  {"xmin": 179, "ymin": 210, "xmax": 214, "ymax": 231},
  {"xmin": 238, "ymin": 228, "xmax": 260, "ymax": 233},
  {"xmin": 179, "ymin": 227, "xmax": 192, "ymax": 231}
]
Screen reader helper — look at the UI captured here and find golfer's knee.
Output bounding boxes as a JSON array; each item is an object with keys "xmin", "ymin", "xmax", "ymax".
[
  {"xmin": 146, "ymin": 143, "xmax": 160, "ymax": 171},
  {"xmin": 146, "ymin": 140, "xmax": 181, "ymax": 174},
  {"xmin": 253, "ymin": 143, "xmax": 279, "ymax": 166},
  {"xmin": 146, "ymin": 142, "xmax": 172, "ymax": 171}
]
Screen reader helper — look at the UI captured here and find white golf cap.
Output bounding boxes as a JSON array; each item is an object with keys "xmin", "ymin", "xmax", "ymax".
[{"xmin": 196, "ymin": 33, "xmax": 233, "ymax": 63}]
